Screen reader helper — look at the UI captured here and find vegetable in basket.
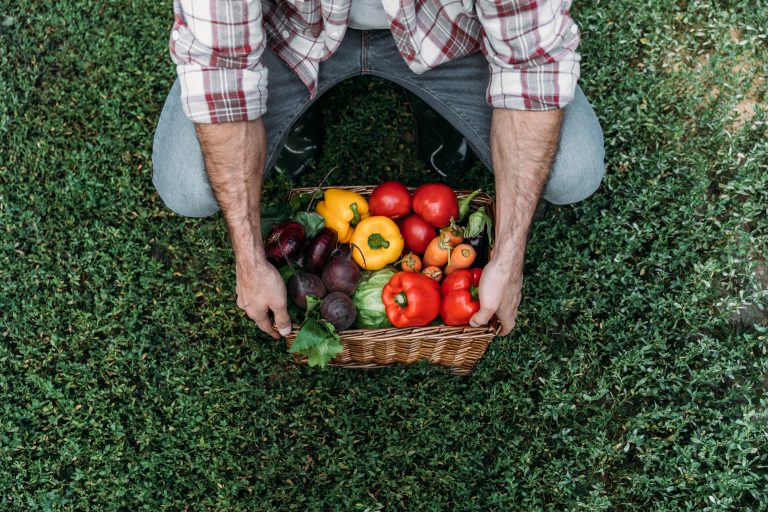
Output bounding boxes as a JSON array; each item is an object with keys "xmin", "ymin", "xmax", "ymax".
[
  {"xmin": 288, "ymin": 272, "xmax": 327, "ymax": 310},
  {"xmin": 288, "ymin": 294, "xmax": 343, "ymax": 367},
  {"xmin": 423, "ymin": 234, "xmax": 452, "ymax": 267},
  {"xmin": 398, "ymin": 252, "xmax": 422, "ymax": 273},
  {"xmin": 321, "ymin": 292, "xmax": 357, "ymax": 331},
  {"xmin": 351, "ymin": 267, "xmax": 397, "ymax": 328},
  {"xmin": 421, "ymin": 265, "xmax": 443, "ymax": 282},
  {"xmin": 439, "ymin": 219, "xmax": 464, "ymax": 246},
  {"xmin": 382, "ymin": 272, "xmax": 441, "ymax": 328},
  {"xmin": 368, "ymin": 181, "xmax": 411, "ymax": 219},
  {"xmin": 302, "ymin": 227, "xmax": 338, "ymax": 274},
  {"xmin": 464, "ymin": 207, "xmax": 493, "ymax": 267},
  {"xmin": 444, "ymin": 244, "xmax": 476, "ymax": 275},
  {"xmin": 349, "ymin": 216, "xmax": 404, "ymax": 270},
  {"xmin": 457, "ymin": 189, "xmax": 481, "ymax": 222},
  {"xmin": 264, "ymin": 221, "xmax": 305, "ymax": 266},
  {"xmin": 399, "ymin": 213, "xmax": 435, "ymax": 254},
  {"xmin": 440, "ymin": 268, "xmax": 482, "ymax": 326},
  {"xmin": 316, "ymin": 188, "xmax": 369, "ymax": 243},
  {"xmin": 322, "ymin": 250, "xmax": 361, "ymax": 295},
  {"xmin": 412, "ymin": 183, "xmax": 459, "ymax": 228}
]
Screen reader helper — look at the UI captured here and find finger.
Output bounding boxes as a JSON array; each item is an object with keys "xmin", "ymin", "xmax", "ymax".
[
  {"xmin": 253, "ymin": 312, "xmax": 280, "ymax": 339},
  {"xmin": 496, "ymin": 308, "xmax": 517, "ymax": 336},
  {"xmin": 470, "ymin": 305, "xmax": 496, "ymax": 327},
  {"xmin": 499, "ymin": 295, "xmax": 522, "ymax": 335},
  {"xmin": 271, "ymin": 305, "xmax": 292, "ymax": 337},
  {"xmin": 510, "ymin": 290, "xmax": 523, "ymax": 310},
  {"xmin": 497, "ymin": 315, "xmax": 516, "ymax": 336}
]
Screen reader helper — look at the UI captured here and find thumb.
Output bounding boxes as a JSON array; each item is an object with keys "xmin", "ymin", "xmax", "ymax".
[
  {"xmin": 272, "ymin": 306, "xmax": 292, "ymax": 337},
  {"xmin": 470, "ymin": 305, "xmax": 496, "ymax": 328}
]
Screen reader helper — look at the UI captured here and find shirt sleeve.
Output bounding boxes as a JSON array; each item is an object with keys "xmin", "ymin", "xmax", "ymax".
[
  {"xmin": 169, "ymin": 0, "xmax": 268, "ymax": 123},
  {"xmin": 476, "ymin": 0, "xmax": 581, "ymax": 110}
]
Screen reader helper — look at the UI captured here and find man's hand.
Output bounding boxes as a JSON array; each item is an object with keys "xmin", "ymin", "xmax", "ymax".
[
  {"xmin": 195, "ymin": 119, "xmax": 292, "ymax": 338},
  {"xmin": 236, "ymin": 262, "xmax": 291, "ymax": 339},
  {"xmin": 469, "ymin": 108, "xmax": 563, "ymax": 334},
  {"xmin": 470, "ymin": 253, "xmax": 523, "ymax": 335}
]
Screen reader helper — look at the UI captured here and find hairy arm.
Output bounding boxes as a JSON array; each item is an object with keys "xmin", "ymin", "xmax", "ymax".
[
  {"xmin": 169, "ymin": 1, "xmax": 281, "ymax": 336},
  {"xmin": 196, "ymin": 120, "xmax": 291, "ymax": 339},
  {"xmin": 470, "ymin": 108, "xmax": 562, "ymax": 334}
]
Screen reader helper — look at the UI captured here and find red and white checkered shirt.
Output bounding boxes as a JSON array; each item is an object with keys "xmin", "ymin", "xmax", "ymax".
[{"xmin": 170, "ymin": 0, "xmax": 581, "ymax": 123}]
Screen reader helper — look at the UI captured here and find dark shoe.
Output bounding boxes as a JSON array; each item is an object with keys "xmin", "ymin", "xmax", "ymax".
[
  {"xmin": 273, "ymin": 99, "xmax": 325, "ymax": 179},
  {"xmin": 533, "ymin": 198, "xmax": 549, "ymax": 221},
  {"xmin": 403, "ymin": 89, "xmax": 476, "ymax": 179}
]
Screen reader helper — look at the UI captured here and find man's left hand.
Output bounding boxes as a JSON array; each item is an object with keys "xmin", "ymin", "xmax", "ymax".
[
  {"xmin": 469, "ymin": 254, "xmax": 523, "ymax": 336},
  {"xmin": 470, "ymin": 108, "xmax": 563, "ymax": 336}
]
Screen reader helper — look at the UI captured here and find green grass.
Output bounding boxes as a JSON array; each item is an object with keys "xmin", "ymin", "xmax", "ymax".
[{"xmin": 1, "ymin": 0, "xmax": 767, "ymax": 510}]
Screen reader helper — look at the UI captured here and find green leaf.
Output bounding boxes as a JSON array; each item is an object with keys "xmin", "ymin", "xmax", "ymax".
[
  {"xmin": 278, "ymin": 265, "xmax": 296, "ymax": 283},
  {"xmin": 288, "ymin": 294, "xmax": 343, "ymax": 367},
  {"xmin": 260, "ymin": 203, "xmax": 291, "ymax": 234},
  {"xmin": 293, "ymin": 211, "xmax": 325, "ymax": 238},
  {"xmin": 288, "ymin": 318, "xmax": 331, "ymax": 352},
  {"xmin": 288, "ymin": 318, "xmax": 342, "ymax": 367},
  {"xmin": 306, "ymin": 324, "xmax": 343, "ymax": 367},
  {"xmin": 305, "ymin": 293, "xmax": 323, "ymax": 317},
  {"xmin": 288, "ymin": 194, "xmax": 303, "ymax": 213},
  {"xmin": 289, "ymin": 190, "xmax": 323, "ymax": 214},
  {"xmin": 465, "ymin": 208, "xmax": 493, "ymax": 245},
  {"xmin": 458, "ymin": 189, "xmax": 481, "ymax": 222}
]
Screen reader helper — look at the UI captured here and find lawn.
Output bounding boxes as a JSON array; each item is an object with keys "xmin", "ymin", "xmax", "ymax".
[{"xmin": 1, "ymin": 1, "xmax": 767, "ymax": 510}]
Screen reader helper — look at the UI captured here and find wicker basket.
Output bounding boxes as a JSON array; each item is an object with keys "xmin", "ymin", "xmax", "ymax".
[{"xmin": 284, "ymin": 186, "xmax": 498, "ymax": 375}]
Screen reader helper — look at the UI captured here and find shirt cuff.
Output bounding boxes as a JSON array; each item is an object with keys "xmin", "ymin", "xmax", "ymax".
[
  {"xmin": 175, "ymin": 65, "xmax": 269, "ymax": 124},
  {"xmin": 487, "ymin": 57, "xmax": 580, "ymax": 111}
]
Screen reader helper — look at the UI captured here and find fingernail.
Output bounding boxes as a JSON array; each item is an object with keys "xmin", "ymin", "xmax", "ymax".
[
  {"xmin": 278, "ymin": 326, "xmax": 292, "ymax": 336},
  {"xmin": 469, "ymin": 320, "xmax": 479, "ymax": 327}
]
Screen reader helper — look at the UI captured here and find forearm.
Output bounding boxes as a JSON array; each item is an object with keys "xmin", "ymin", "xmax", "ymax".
[
  {"xmin": 491, "ymin": 108, "xmax": 563, "ymax": 268},
  {"xmin": 195, "ymin": 120, "xmax": 268, "ymax": 272}
]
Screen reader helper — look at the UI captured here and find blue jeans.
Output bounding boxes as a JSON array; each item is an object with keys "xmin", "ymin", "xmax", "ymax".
[{"xmin": 153, "ymin": 29, "xmax": 605, "ymax": 217}]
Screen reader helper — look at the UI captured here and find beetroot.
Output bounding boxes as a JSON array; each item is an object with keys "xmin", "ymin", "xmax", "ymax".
[
  {"xmin": 303, "ymin": 228, "xmax": 338, "ymax": 274},
  {"xmin": 321, "ymin": 252, "xmax": 361, "ymax": 295},
  {"xmin": 321, "ymin": 292, "xmax": 357, "ymax": 331},
  {"xmin": 288, "ymin": 272, "xmax": 326, "ymax": 309},
  {"xmin": 264, "ymin": 221, "xmax": 305, "ymax": 266}
]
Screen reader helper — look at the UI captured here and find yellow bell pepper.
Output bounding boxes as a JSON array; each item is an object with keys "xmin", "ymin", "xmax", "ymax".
[
  {"xmin": 350, "ymin": 216, "xmax": 404, "ymax": 270},
  {"xmin": 316, "ymin": 189, "xmax": 370, "ymax": 243}
]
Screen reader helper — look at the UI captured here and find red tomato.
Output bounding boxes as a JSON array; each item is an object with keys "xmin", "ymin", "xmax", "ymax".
[
  {"xmin": 369, "ymin": 181, "xmax": 411, "ymax": 219},
  {"xmin": 412, "ymin": 183, "xmax": 459, "ymax": 228},
  {"xmin": 398, "ymin": 214, "xmax": 436, "ymax": 255}
]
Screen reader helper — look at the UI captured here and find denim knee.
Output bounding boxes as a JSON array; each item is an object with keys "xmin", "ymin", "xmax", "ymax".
[
  {"xmin": 152, "ymin": 170, "xmax": 219, "ymax": 218},
  {"xmin": 542, "ymin": 143, "xmax": 605, "ymax": 206},
  {"xmin": 542, "ymin": 90, "xmax": 606, "ymax": 205},
  {"xmin": 151, "ymin": 80, "xmax": 220, "ymax": 219},
  {"xmin": 151, "ymin": 146, "xmax": 219, "ymax": 218}
]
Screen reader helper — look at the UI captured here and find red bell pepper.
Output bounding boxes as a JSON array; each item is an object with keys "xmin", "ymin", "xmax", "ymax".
[
  {"xmin": 382, "ymin": 272, "xmax": 441, "ymax": 328},
  {"xmin": 440, "ymin": 268, "xmax": 482, "ymax": 326}
]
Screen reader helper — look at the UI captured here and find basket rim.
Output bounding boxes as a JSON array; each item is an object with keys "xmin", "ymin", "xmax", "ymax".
[
  {"xmin": 285, "ymin": 319, "xmax": 499, "ymax": 338},
  {"xmin": 288, "ymin": 185, "xmax": 494, "ymax": 202}
]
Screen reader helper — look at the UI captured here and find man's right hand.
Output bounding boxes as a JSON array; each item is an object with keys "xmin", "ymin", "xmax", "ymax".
[
  {"xmin": 236, "ymin": 262, "xmax": 292, "ymax": 339},
  {"xmin": 195, "ymin": 119, "xmax": 288, "ymax": 338}
]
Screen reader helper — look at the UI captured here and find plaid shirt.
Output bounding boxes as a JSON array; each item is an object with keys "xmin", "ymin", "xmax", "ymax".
[{"xmin": 170, "ymin": 0, "xmax": 581, "ymax": 123}]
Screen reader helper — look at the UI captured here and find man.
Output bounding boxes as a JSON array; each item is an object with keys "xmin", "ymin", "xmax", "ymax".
[{"xmin": 152, "ymin": 0, "xmax": 605, "ymax": 340}]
